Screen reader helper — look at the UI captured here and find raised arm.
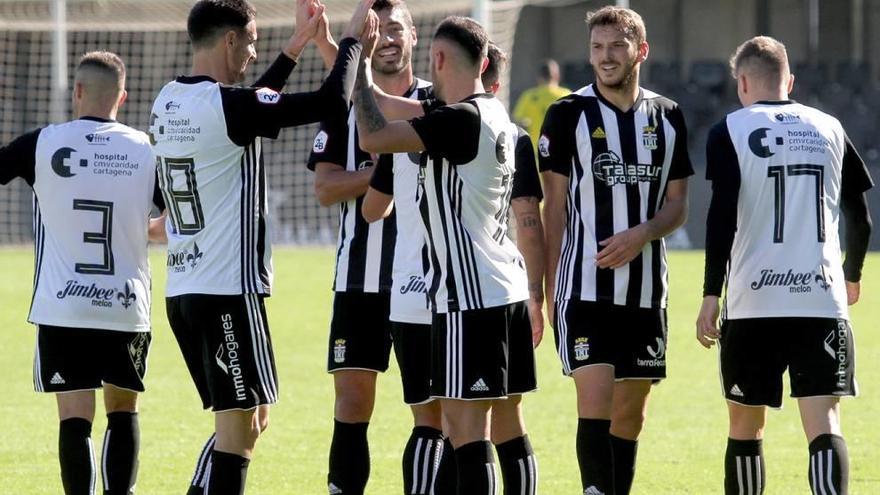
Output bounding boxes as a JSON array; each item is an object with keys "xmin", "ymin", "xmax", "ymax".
[{"xmin": 354, "ymin": 56, "xmax": 425, "ymax": 154}]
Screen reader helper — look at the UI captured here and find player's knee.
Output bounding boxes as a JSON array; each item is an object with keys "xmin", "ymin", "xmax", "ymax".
[{"xmin": 611, "ymin": 407, "xmax": 646, "ymax": 437}]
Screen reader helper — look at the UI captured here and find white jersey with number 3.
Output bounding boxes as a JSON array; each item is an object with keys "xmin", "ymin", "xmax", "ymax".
[
  {"xmin": 30, "ymin": 119, "xmax": 156, "ymax": 332},
  {"xmin": 725, "ymin": 102, "xmax": 848, "ymax": 319}
]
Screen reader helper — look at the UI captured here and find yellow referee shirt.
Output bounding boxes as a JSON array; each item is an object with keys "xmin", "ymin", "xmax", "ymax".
[{"xmin": 512, "ymin": 84, "xmax": 571, "ymax": 149}]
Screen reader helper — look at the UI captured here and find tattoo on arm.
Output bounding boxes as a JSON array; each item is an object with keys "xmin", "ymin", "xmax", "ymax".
[
  {"xmin": 519, "ymin": 214, "xmax": 540, "ymax": 228},
  {"xmin": 354, "ymin": 62, "xmax": 387, "ymax": 134}
]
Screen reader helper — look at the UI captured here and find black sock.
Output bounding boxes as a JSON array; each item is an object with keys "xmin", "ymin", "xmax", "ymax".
[
  {"xmin": 577, "ymin": 419, "xmax": 613, "ymax": 494},
  {"xmin": 808, "ymin": 434, "xmax": 848, "ymax": 495},
  {"xmin": 328, "ymin": 420, "xmax": 370, "ymax": 495},
  {"xmin": 205, "ymin": 451, "xmax": 250, "ymax": 495},
  {"xmin": 59, "ymin": 417, "xmax": 95, "ymax": 495},
  {"xmin": 610, "ymin": 435, "xmax": 638, "ymax": 495},
  {"xmin": 102, "ymin": 412, "xmax": 139, "ymax": 495},
  {"xmin": 187, "ymin": 433, "xmax": 216, "ymax": 495},
  {"xmin": 454, "ymin": 440, "xmax": 496, "ymax": 495},
  {"xmin": 495, "ymin": 435, "xmax": 537, "ymax": 495},
  {"xmin": 724, "ymin": 438, "xmax": 765, "ymax": 495},
  {"xmin": 433, "ymin": 437, "xmax": 457, "ymax": 495},
  {"xmin": 402, "ymin": 426, "xmax": 444, "ymax": 495}
]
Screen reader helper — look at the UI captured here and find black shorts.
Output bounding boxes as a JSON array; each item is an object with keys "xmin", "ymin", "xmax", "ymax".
[
  {"xmin": 554, "ymin": 300, "xmax": 667, "ymax": 380},
  {"xmin": 719, "ymin": 317, "xmax": 857, "ymax": 408},
  {"xmin": 391, "ymin": 322, "xmax": 433, "ymax": 405},
  {"xmin": 167, "ymin": 294, "xmax": 278, "ymax": 412},
  {"xmin": 33, "ymin": 325, "xmax": 150, "ymax": 393},
  {"xmin": 327, "ymin": 291, "xmax": 393, "ymax": 373},
  {"xmin": 431, "ymin": 301, "xmax": 537, "ymax": 400}
]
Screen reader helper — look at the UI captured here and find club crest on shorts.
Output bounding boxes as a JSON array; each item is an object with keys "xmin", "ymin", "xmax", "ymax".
[
  {"xmin": 574, "ymin": 337, "xmax": 590, "ymax": 361},
  {"xmin": 333, "ymin": 338, "xmax": 347, "ymax": 363}
]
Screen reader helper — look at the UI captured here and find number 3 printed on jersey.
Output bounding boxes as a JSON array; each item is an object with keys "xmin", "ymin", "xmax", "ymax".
[{"xmin": 157, "ymin": 157, "xmax": 206, "ymax": 235}]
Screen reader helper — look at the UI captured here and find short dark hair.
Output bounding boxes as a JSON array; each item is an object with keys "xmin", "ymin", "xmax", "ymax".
[
  {"xmin": 482, "ymin": 42, "xmax": 507, "ymax": 88},
  {"xmin": 730, "ymin": 36, "xmax": 789, "ymax": 87},
  {"xmin": 586, "ymin": 6, "xmax": 646, "ymax": 45},
  {"xmin": 373, "ymin": 0, "xmax": 413, "ymax": 28},
  {"xmin": 187, "ymin": 0, "xmax": 256, "ymax": 49},
  {"xmin": 77, "ymin": 51, "xmax": 126, "ymax": 84},
  {"xmin": 539, "ymin": 59, "xmax": 559, "ymax": 81},
  {"xmin": 433, "ymin": 16, "xmax": 488, "ymax": 68}
]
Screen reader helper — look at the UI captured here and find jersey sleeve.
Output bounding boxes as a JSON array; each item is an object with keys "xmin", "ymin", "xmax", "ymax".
[
  {"xmin": 409, "ymin": 102, "xmax": 481, "ymax": 165},
  {"xmin": 306, "ymin": 112, "xmax": 350, "ymax": 171},
  {"xmin": 369, "ymin": 154, "xmax": 394, "ymax": 195},
  {"xmin": 841, "ymin": 133, "xmax": 874, "ymax": 195},
  {"xmin": 537, "ymin": 98, "xmax": 575, "ymax": 176},
  {"xmin": 221, "ymin": 37, "xmax": 362, "ymax": 147},
  {"xmin": 152, "ymin": 180, "xmax": 166, "ymax": 211},
  {"xmin": 666, "ymin": 105, "xmax": 695, "ymax": 180},
  {"xmin": 703, "ymin": 119, "xmax": 741, "ymax": 297},
  {"xmin": 0, "ymin": 128, "xmax": 41, "ymax": 186},
  {"xmin": 512, "ymin": 127, "xmax": 543, "ymax": 201},
  {"xmin": 252, "ymin": 53, "xmax": 297, "ymax": 91}
]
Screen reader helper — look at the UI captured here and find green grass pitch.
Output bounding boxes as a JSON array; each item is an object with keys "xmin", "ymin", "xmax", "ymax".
[{"xmin": 0, "ymin": 248, "xmax": 877, "ymax": 494}]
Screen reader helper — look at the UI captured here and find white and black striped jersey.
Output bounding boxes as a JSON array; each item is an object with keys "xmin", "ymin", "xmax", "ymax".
[
  {"xmin": 539, "ymin": 84, "xmax": 694, "ymax": 309},
  {"xmin": 704, "ymin": 101, "xmax": 874, "ymax": 319},
  {"xmin": 308, "ymin": 78, "xmax": 432, "ymax": 295},
  {"xmin": 150, "ymin": 40, "xmax": 362, "ymax": 297},
  {"xmin": 371, "ymin": 113, "xmax": 544, "ymax": 323},
  {"xmin": 0, "ymin": 118, "xmax": 163, "ymax": 332},
  {"xmin": 408, "ymin": 94, "xmax": 529, "ymax": 313}
]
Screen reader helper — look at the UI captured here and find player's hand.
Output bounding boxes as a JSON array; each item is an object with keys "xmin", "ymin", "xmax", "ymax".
[
  {"xmin": 696, "ymin": 296, "xmax": 721, "ymax": 349},
  {"xmin": 527, "ymin": 299, "xmax": 544, "ymax": 348},
  {"xmin": 846, "ymin": 280, "xmax": 861, "ymax": 305},
  {"xmin": 314, "ymin": 11, "xmax": 334, "ymax": 47},
  {"xmin": 360, "ymin": 10, "xmax": 380, "ymax": 59},
  {"xmin": 287, "ymin": 0, "xmax": 325, "ymax": 60},
  {"xmin": 595, "ymin": 224, "xmax": 650, "ymax": 269},
  {"xmin": 342, "ymin": 0, "xmax": 377, "ymax": 41}
]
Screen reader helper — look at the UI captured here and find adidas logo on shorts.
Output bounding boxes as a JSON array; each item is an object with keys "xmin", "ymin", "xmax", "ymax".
[
  {"xmin": 50, "ymin": 372, "xmax": 65, "ymax": 385},
  {"xmin": 470, "ymin": 378, "xmax": 490, "ymax": 392},
  {"xmin": 729, "ymin": 384, "xmax": 744, "ymax": 397}
]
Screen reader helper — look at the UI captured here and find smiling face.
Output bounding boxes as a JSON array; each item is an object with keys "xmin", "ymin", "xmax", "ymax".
[
  {"xmin": 371, "ymin": 7, "xmax": 416, "ymax": 76},
  {"xmin": 589, "ymin": 24, "xmax": 646, "ymax": 90},
  {"xmin": 228, "ymin": 20, "xmax": 257, "ymax": 84}
]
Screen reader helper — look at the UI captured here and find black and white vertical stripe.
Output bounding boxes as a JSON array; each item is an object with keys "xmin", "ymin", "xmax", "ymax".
[
  {"xmin": 28, "ymin": 195, "xmax": 45, "ymax": 322},
  {"xmin": 333, "ymin": 110, "xmax": 396, "ymax": 293},
  {"xmin": 734, "ymin": 455, "xmax": 763, "ymax": 494},
  {"xmin": 189, "ymin": 433, "xmax": 216, "ymax": 492},
  {"xmin": 555, "ymin": 300, "xmax": 573, "ymax": 375},
  {"xmin": 410, "ymin": 436, "xmax": 443, "ymax": 494},
  {"xmin": 516, "ymin": 454, "xmax": 538, "ymax": 495},
  {"xmin": 486, "ymin": 462, "xmax": 497, "ymax": 495},
  {"xmin": 240, "ymin": 140, "xmax": 270, "ymax": 294},
  {"xmin": 244, "ymin": 294, "xmax": 278, "ymax": 403},
  {"xmin": 555, "ymin": 86, "xmax": 676, "ymax": 309},
  {"xmin": 810, "ymin": 449, "xmax": 838, "ymax": 495},
  {"xmin": 444, "ymin": 312, "xmax": 464, "ymax": 398}
]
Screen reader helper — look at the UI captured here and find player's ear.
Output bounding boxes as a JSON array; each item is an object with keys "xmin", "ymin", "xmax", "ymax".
[
  {"xmin": 480, "ymin": 56, "xmax": 489, "ymax": 75},
  {"xmin": 225, "ymin": 29, "xmax": 238, "ymax": 50},
  {"xmin": 738, "ymin": 74, "xmax": 749, "ymax": 95},
  {"xmin": 638, "ymin": 41, "xmax": 649, "ymax": 64},
  {"xmin": 786, "ymin": 72, "xmax": 795, "ymax": 94},
  {"xmin": 410, "ymin": 24, "xmax": 418, "ymax": 46},
  {"xmin": 117, "ymin": 89, "xmax": 128, "ymax": 108},
  {"xmin": 434, "ymin": 49, "xmax": 445, "ymax": 72}
]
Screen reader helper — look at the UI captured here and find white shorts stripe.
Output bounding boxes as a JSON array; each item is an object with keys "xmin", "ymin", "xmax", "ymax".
[{"xmin": 245, "ymin": 294, "xmax": 277, "ymax": 402}]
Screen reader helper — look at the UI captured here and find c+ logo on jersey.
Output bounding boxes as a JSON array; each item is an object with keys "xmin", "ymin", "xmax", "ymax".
[
  {"xmin": 748, "ymin": 127, "xmax": 782, "ymax": 158},
  {"xmin": 51, "ymin": 147, "xmax": 87, "ymax": 178}
]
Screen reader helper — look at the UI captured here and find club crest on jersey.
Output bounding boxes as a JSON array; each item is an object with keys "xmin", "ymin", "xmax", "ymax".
[
  {"xmin": 117, "ymin": 282, "xmax": 137, "ymax": 309},
  {"xmin": 573, "ymin": 337, "xmax": 590, "ymax": 361},
  {"xmin": 255, "ymin": 87, "xmax": 280, "ymax": 105},
  {"xmin": 538, "ymin": 134, "xmax": 550, "ymax": 158},
  {"xmin": 641, "ymin": 125, "xmax": 658, "ymax": 150},
  {"xmin": 313, "ymin": 130, "xmax": 328, "ymax": 153},
  {"xmin": 333, "ymin": 339, "xmax": 347, "ymax": 363}
]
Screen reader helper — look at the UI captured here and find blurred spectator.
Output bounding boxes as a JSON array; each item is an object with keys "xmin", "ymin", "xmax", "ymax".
[{"xmin": 513, "ymin": 59, "xmax": 571, "ymax": 150}]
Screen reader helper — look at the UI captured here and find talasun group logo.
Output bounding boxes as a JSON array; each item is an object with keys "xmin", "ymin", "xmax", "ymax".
[
  {"xmin": 749, "ymin": 267, "xmax": 832, "ymax": 294},
  {"xmin": 591, "ymin": 150, "xmax": 661, "ymax": 187}
]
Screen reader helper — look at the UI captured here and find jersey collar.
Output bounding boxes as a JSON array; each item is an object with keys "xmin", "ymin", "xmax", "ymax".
[
  {"xmin": 176, "ymin": 75, "xmax": 218, "ymax": 85},
  {"xmin": 753, "ymin": 99, "xmax": 796, "ymax": 105},
  {"xmin": 79, "ymin": 116, "xmax": 115, "ymax": 123},
  {"xmin": 592, "ymin": 83, "xmax": 644, "ymax": 115}
]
